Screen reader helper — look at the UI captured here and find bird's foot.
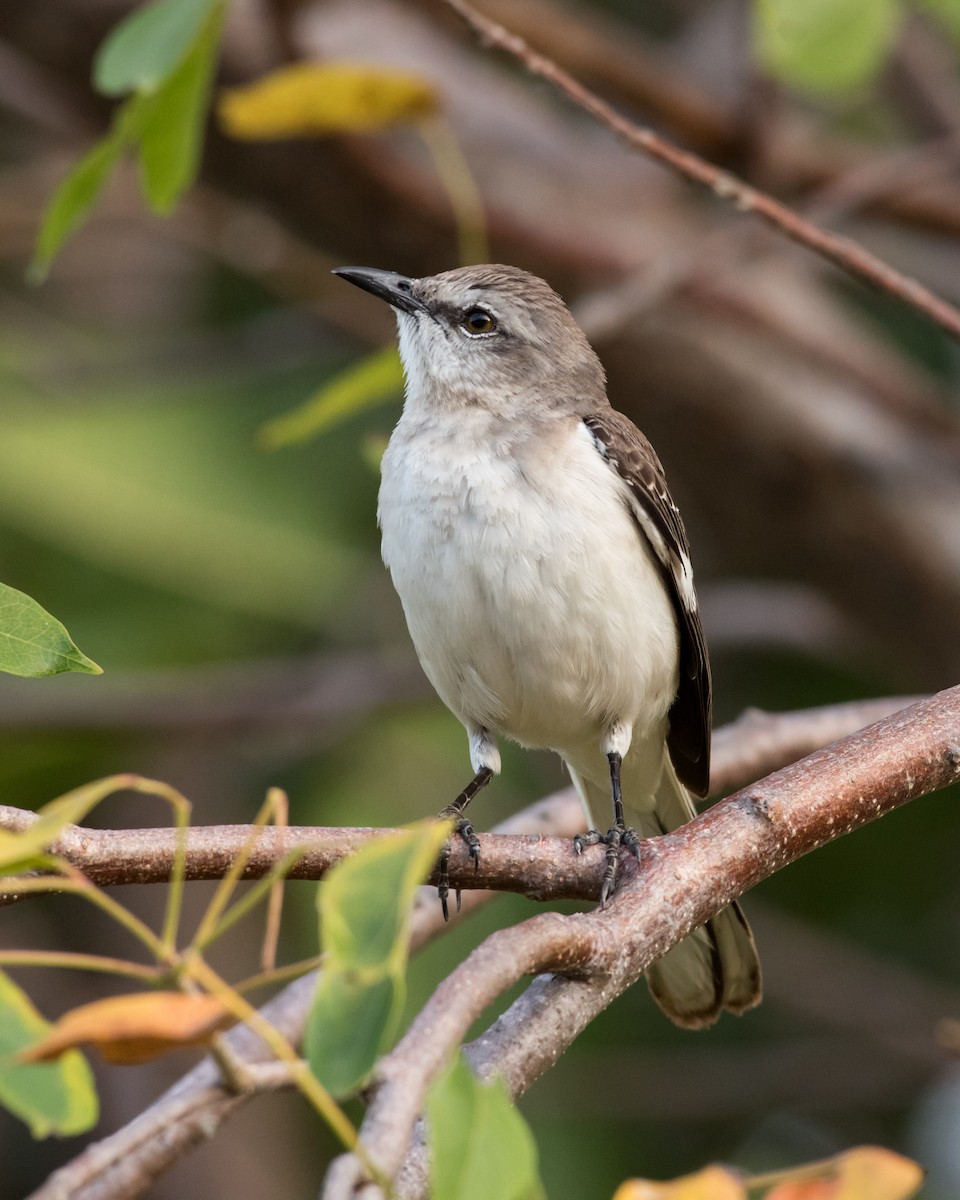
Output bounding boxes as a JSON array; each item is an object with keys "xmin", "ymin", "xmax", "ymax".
[
  {"xmin": 574, "ymin": 822, "xmax": 641, "ymax": 907},
  {"xmin": 436, "ymin": 815, "xmax": 480, "ymax": 920},
  {"xmin": 434, "ymin": 766, "xmax": 492, "ymax": 920}
]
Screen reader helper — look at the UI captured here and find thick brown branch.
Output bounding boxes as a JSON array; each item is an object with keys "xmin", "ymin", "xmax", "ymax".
[
  {"xmin": 709, "ymin": 694, "xmax": 923, "ymax": 796},
  {"xmin": 327, "ymin": 686, "xmax": 960, "ymax": 1196},
  {"xmin": 443, "ymin": 0, "xmax": 960, "ymax": 343}
]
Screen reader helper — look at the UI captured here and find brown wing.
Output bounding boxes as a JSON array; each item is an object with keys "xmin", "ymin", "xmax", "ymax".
[{"xmin": 582, "ymin": 412, "xmax": 712, "ymax": 797}]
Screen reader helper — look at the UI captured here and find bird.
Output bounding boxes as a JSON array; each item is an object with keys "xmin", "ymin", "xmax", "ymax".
[{"xmin": 334, "ymin": 262, "xmax": 761, "ymax": 1028}]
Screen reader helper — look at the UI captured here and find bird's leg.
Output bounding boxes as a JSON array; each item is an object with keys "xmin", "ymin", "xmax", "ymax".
[
  {"xmin": 601, "ymin": 750, "xmax": 642, "ymax": 904},
  {"xmin": 437, "ymin": 768, "xmax": 492, "ymax": 919},
  {"xmin": 436, "ymin": 727, "xmax": 499, "ymax": 919},
  {"xmin": 574, "ymin": 745, "xmax": 641, "ymax": 907}
]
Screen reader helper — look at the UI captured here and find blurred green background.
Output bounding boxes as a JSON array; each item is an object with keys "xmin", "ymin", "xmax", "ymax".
[{"xmin": 2, "ymin": 0, "xmax": 960, "ymax": 1197}]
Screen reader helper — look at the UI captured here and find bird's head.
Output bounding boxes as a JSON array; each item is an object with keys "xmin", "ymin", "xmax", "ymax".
[{"xmin": 334, "ymin": 264, "xmax": 605, "ymax": 418}]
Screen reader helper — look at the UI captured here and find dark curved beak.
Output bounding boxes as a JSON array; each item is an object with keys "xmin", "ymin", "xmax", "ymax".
[{"xmin": 333, "ymin": 267, "xmax": 429, "ymax": 316}]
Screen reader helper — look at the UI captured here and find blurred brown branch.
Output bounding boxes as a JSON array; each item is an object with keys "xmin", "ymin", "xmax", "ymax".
[
  {"xmin": 443, "ymin": 0, "xmax": 960, "ymax": 342},
  {"xmin": 708, "ymin": 694, "xmax": 924, "ymax": 795},
  {"xmin": 465, "ymin": 0, "xmax": 960, "ymax": 240},
  {"xmin": 4, "ymin": 0, "xmax": 960, "ymax": 689},
  {"xmin": 0, "ymin": 650, "xmax": 429, "ymax": 733}
]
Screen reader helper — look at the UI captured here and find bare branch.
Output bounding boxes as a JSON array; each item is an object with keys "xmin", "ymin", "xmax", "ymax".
[
  {"xmin": 0, "ymin": 649, "xmax": 429, "ymax": 733},
  {"xmin": 0, "ymin": 812, "xmax": 599, "ymax": 905},
  {"xmin": 709, "ymin": 694, "xmax": 924, "ymax": 795},
  {"xmin": 326, "ymin": 686, "xmax": 960, "ymax": 1196},
  {"xmin": 452, "ymin": 0, "xmax": 742, "ymax": 158},
  {"xmin": 442, "ymin": 0, "xmax": 960, "ymax": 343},
  {"xmin": 440, "ymin": 0, "xmax": 960, "ymax": 241},
  {"xmin": 0, "ymin": 697, "xmax": 921, "ymax": 904}
]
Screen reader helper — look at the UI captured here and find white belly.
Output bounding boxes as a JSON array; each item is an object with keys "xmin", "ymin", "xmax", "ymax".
[{"xmin": 378, "ymin": 412, "xmax": 679, "ymax": 761}]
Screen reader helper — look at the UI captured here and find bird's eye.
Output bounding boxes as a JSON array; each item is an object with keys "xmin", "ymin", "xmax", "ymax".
[{"xmin": 461, "ymin": 308, "xmax": 497, "ymax": 335}]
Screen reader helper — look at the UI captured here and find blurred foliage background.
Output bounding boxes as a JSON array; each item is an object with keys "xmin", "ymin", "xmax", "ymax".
[{"xmin": 2, "ymin": 0, "xmax": 960, "ymax": 1196}]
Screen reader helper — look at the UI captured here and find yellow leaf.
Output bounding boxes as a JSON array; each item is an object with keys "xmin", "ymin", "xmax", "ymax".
[
  {"xmin": 613, "ymin": 1165, "xmax": 746, "ymax": 1200},
  {"xmin": 218, "ymin": 62, "xmax": 438, "ymax": 139},
  {"xmin": 19, "ymin": 992, "xmax": 233, "ymax": 1065},
  {"xmin": 258, "ymin": 345, "xmax": 402, "ymax": 450},
  {"xmin": 758, "ymin": 1147, "xmax": 923, "ymax": 1200},
  {"xmin": 832, "ymin": 1147, "xmax": 924, "ymax": 1200}
]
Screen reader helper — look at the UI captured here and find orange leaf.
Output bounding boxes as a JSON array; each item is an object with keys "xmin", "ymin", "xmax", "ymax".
[
  {"xmin": 833, "ymin": 1147, "xmax": 924, "ymax": 1200},
  {"xmin": 613, "ymin": 1165, "xmax": 746, "ymax": 1200},
  {"xmin": 759, "ymin": 1147, "xmax": 923, "ymax": 1200},
  {"xmin": 765, "ymin": 1183, "xmax": 836, "ymax": 1199},
  {"xmin": 218, "ymin": 63, "xmax": 438, "ymax": 139},
  {"xmin": 19, "ymin": 992, "xmax": 234, "ymax": 1065}
]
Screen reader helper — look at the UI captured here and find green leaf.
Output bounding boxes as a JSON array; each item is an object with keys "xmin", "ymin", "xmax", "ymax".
[
  {"xmin": 753, "ymin": 0, "xmax": 902, "ymax": 93},
  {"xmin": 0, "ymin": 582, "xmax": 101, "ymax": 678},
  {"xmin": 137, "ymin": 4, "xmax": 225, "ymax": 214},
  {"xmin": 259, "ymin": 346, "xmax": 404, "ymax": 450},
  {"xmin": 31, "ymin": 1, "xmax": 224, "ymax": 279},
  {"xmin": 0, "ymin": 970, "xmax": 98, "ymax": 1137},
  {"xmin": 94, "ymin": 0, "xmax": 220, "ymax": 97},
  {"xmin": 305, "ymin": 823, "xmax": 448, "ymax": 1098},
  {"xmin": 321, "ymin": 826, "xmax": 443, "ymax": 969},
  {"xmin": 29, "ymin": 113, "xmax": 131, "ymax": 283},
  {"xmin": 304, "ymin": 973, "xmax": 400, "ymax": 1099},
  {"xmin": 426, "ymin": 1055, "xmax": 544, "ymax": 1200},
  {"xmin": 0, "ymin": 776, "xmax": 137, "ymax": 874}
]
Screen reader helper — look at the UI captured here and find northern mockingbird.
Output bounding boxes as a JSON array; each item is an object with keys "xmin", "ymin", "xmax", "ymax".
[{"xmin": 334, "ymin": 263, "xmax": 760, "ymax": 1028}]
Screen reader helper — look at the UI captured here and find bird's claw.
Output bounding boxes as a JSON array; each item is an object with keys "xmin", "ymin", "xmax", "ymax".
[
  {"xmin": 436, "ymin": 814, "xmax": 481, "ymax": 921},
  {"xmin": 574, "ymin": 822, "xmax": 640, "ymax": 907}
]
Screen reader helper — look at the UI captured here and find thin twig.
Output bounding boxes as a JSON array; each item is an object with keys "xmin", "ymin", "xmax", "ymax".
[{"xmin": 442, "ymin": 0, "xmax": 960, "ymax": 343}]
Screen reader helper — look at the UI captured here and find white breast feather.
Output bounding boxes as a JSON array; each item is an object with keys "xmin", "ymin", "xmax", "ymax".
[{"xmin": 379, "ymin": 414, "xmax": 680, "ymax": 770}]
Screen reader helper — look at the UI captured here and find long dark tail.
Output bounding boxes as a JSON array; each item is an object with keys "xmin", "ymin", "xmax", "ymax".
[{"xmin": 574, "ymin": 756, "xmax": 761, "ymax": 1028}]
